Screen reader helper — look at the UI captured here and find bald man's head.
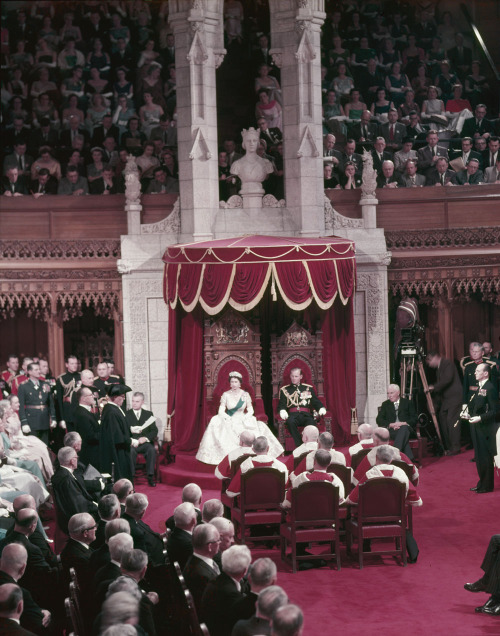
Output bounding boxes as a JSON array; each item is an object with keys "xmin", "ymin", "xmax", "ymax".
[
  {"xmin": 0, "ymin": 583, "xmax": 23, "ymax": 618},
  {"xmin": 13, "ymin": 494, "xmax": 36, "ymax": 512},
  {"xmin": 302, "ymin": 425, "xmax": 319, "ymax": 443},
  {"xmin": 373, "ymin": 427, "xmax": 390, "ymax": 445},
  {"xmin": 357, "ymin": 423, "xmax": 373, "ymax": 440},
  {"xmin": 0, "ymin": 543, "xmax": 28, "ymax": 580}
]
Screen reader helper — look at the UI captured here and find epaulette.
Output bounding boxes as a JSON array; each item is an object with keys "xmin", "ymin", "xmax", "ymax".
[
  {"xmin": 463, "ymin": 360, "xmax": 478, "ymax": 368},
  {"xmin": 93, "ymin": 376, "xmax": 99, "ymax": 381},
  {"xmin": 110, "ymin": 374, "xmax": 121, "ymax": 379},
  {"xmin": 279, "ymin": 385, "xmax": 288, "ymax": 392},
  {"xmin": 302, "ymin": 383, "xmax": 312, "ymax": 387},
  {"xmin": 485, "ymin": 359, "xmax": 496, "ymax": 367}
]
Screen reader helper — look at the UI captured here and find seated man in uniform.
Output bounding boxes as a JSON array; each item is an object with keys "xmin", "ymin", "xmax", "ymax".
[
  {"xmin": 125, "ymin": 392, "xmax": 158, "ymax": 487},
  {"xmin": 376, "ymin": 384, "xmax": 415, "ymax": 460},
  {"xmin": 278, "ymin": 368, "xmax": 326, "ymax": 447}
]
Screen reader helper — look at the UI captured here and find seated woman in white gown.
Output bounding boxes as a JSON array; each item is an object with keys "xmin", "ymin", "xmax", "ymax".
[{"xmin": 196, "ymin": 371, "xmax": 284, "ymax": 465}]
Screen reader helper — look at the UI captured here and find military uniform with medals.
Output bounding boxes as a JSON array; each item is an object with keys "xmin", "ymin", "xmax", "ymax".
[
  {"xmin": 462, "ymin": 358, "xmax": 498, "ymax": 447},
  {"xmin": 93, "ymin": 374, "xmax": 122, "ymax": 399},
  {"xmin": 55, "ymin": 371, "xmax": 81, "ymax": 430},
  {"xmin": 18, "ymin": 378, "xmax": 56, "ymax": 444},
  {"xmin": 278, "ymin": 382, "xmax": 325, "ymax": 447}
]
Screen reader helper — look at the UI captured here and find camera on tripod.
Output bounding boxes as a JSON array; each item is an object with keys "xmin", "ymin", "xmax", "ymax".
[{"xmin": 399, "ymin": 324, "xmax": 425, "ymax": 359}]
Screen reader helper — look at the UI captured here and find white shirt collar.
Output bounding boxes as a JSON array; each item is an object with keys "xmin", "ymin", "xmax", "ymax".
[
  {"xmin": 74, "ymin": 539, "xmax": 90, "ymax": 549},
  {"xmin": 81, "ymin": 404, "xmax": 91, "ymax": 412},
  {"xmin": 478, "ymin": 378, "xmax": 487, "ymax": 388},
  {"xmin": 62, "ymin": 465, "xmax": 74, "ymax": 475},
  {"xmin": 230, "ymin": 576, "xmax": 241, "ymax": 592},
  {"xmin": 193, "ymin": 552, "xmax": 216, "ymax": 569}
]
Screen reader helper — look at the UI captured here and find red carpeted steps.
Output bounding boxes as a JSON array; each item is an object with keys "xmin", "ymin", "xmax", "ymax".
[{"xmin": 159, "ymin": 453, "xmax": 220, "ymax": 489}]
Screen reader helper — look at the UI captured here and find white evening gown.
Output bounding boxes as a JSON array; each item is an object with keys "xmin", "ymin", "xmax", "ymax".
[{"xmin": 196, "ymin": 390, "xmax": 284, "ymax": 465}]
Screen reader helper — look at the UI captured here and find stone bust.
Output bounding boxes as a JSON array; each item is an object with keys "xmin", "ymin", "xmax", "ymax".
[{"xmin": 230, "ymin": 127, "xmax": 273, "ymax": 197}]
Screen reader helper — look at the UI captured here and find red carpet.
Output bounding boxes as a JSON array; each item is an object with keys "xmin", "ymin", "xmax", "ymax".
[{"xmin": 139, "ymin": 448, "xmax": 500, "ymax": 636}]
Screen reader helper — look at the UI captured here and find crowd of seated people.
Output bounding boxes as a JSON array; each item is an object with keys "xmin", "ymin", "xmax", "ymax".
[
  {"xmin": 1, "ymin": 2, "xmax": 179, "ymax": 197},
  {"xmin": 319, "ymin": 3, "xmax": 499, "ymax": 189}
]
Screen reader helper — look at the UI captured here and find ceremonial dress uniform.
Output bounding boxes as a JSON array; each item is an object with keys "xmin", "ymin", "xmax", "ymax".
[
  {"xmin": 17, "ymin": 378, "xmax": 56, "ymax": 444},
  {"xmin": 10, "ymin": 374, "xmax": 28, "ymax": 396},
  {"xmin": 0, "ymin": 369, "xmax": 17, "ymax": 394},
  {"xmin": 55, "ymin": 370, "xmax": 81, "ymax": 429},
  {"xmin": 93, "ymin": 374, "xmax": 121, "ymax": 398},
  {"xmin": 462, "ymin": 358, "xmax": 498, "ymax": 447},
  {"xmin": 469, "ymin": 379, "xmax": 498, "ymax": 492},
  {"xmin": 278, "ymin": 382, "xmax": 325, "ymax": 447}
]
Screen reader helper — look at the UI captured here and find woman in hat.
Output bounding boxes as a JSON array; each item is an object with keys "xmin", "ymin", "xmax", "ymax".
[
  {"xmin": 100, "ymin": 384, "xmax": 134, "ymax": 481},
  {"xmin": 196, "ymin": 371, "xmax": 283, "ymax": 465}
]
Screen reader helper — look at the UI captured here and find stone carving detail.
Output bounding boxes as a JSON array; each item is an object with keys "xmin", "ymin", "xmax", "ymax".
[
  {"xmin": 297, "ymin": 124, "xmax": 319, "ymax": 158},
  {"xmin": 386, "ymin": 226, "xmax": 500, "ymax": 250},
  {"xmin": 295, "ymin": 27, "xmax": 315, "ymax": 60},
  {"xmin": 187, "ymin": 29, "xmax": 208, "ymax": 63},
  {"xmin": 213, "ymin": 50, "xmax": 226, "ymax": 68},
  {"xmin": 117, "ymin": 260, "xmax": 132, "ymax": 274},
  {"xmin": 269, "ymin": 50, "xmax": 283, "ymax": 68},
  {"xmin": 389, "ymin": 277, "xmax": 500, "ymax": 304},
  {"xmin": 361, "ymin": 150, "xmax": 377, "ymax": 199},
  {"xmin": 189, "ymin": 127, "xmax": 212, "ymax": 161},
  {"xmin": 0, "ymin": 240, "xmax": 120, "ymax": 260},
  {"xmin": 262, "ymin": 194, "xmax": 286, "ymax": 208},
  {"xmin": 219, "ymin": 195, "xmax": 243, "ymax": 209},
  {"xmin": 297, "ymin": 0, "xmax": 309, "ymax": 8},
  {"xmin": 324, "ymin": 195, "xmax": 364, "ymax": 230},
  {"xmin": 141, "ymin": 197, "xmax": 181, "ymax": 236},
  {"xmin": 1, "ymin": 269, "xmax": 119, "ymax": 280},
  {"xmin": 230, "ymin": 128, "xmax": 273, "ymax": 207},
  {"xmin": 215, "ymin": 314, "xmax": 249, "ymax": 344},
  {"xmin": 124, "ymin": 155, "xmax": 142, "ymax": 204}
]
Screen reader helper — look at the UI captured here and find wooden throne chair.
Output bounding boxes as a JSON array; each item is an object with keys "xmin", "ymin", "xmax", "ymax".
[
  {"xmin": 271, "ymin": 321, "xmax": 332, "ymax": 451},
  {"xmin": 204, "ymin": 309, "xmax": 267, "ymax": 422}
]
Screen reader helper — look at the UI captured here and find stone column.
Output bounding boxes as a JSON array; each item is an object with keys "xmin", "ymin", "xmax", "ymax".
[
  {"xmin": 269, "ymin": 0, "xmax": 326, "ymax": 237},
  {"xmin": 169, "ymin": 0, "xmax": 225, "ymax": 242}
]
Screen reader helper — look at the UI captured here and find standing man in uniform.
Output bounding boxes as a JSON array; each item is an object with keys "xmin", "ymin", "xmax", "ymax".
[
  {"xmin": 17, "ymin": 362, "xmax": 56, "ymax": 444},
  {"xmin": 71, "ymin": 369, "xmax": 99, "ymax": 417},
  {"xmin": 278, "ymin": 368, "xmax": 326, "ymax": 447},
  {"xmin": 427, "ymin": 351, "xmax": 463, "ymax": 455},
  {"xmin": 468, "ymin": 363, "xmax": 498, "ymax": 493},
  {"xmin": 55, "ymin": 355, "xmax": 81, "ymax": 432},
  {"xmin": 93, "ymin": 361, "xmax": 121, "ymax": 399},
  {"xmin": 125, "ymin": 392, "xmax": 158, "ymax": 487},
  {"xmin": 462, "ymin": 342, "xmax": 498, "ymax": 448},
  {"xmin": 1, "ymin": 355, "xmax": 19, "ymax": 395},
  {"xmin": 10, "ymin": 357, "xmax": 33, "ymax": 396}
]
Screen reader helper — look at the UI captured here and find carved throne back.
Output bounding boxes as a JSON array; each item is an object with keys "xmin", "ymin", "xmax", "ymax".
[
  {"xmin": 204, "ymin": 310, "xmax": 267, "ymax": 422},
  {"xmin": 270, "ymin": 322, "xmax": 331, "ymax": 448}
]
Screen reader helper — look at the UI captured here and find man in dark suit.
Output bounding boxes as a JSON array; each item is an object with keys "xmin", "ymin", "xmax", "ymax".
[
  {"xmin": 89, "ymin": 517, "xmax": 131, "ymax": 573},
  {"xmin": 452, "ymin": 158, "xmax": 484, "ymax": 185},
  {"xmin": 200, "ymin": 544, "xmax": 252, "ymax": 636},
  {"xmin": 166, "ymin": 502, "xmax": 197, "ymax": 569},
  {"xmin": 52, "ymin": 446, "xmax": 99, "ymax": 534},
  {"xmin": 91, "ymin": 115, "xmax": 120, "ymax": 147},
  {"xmin": 0, "ymin": 544, "xmax": 49, "ymax": 634},
  {"xmin": 371, "ymin": 137, "xmax": 393, "ymax": 176},
  {"xmin": 380, "ymin": 109, "xmax": 407, "ymax": 153},
  {"xmin": 401, "ymin": 159, "xmax": 426, "ymax": 187},
  {"xmin": 257, "ymin": 117, "xmax": 282, "ymax": 152},
  {"xmin": 166, "ymin": 482, "xmax": 203, "ymax": 530},
  {"xmin": 0, "ymin": 583, "xmax": 37, "ymax": 636},
  {"xmin": 377, "ymin": 160, "xmax": 403, "ymax": 188},
  {"xmin": 351, "ymin": 110, "xmax": 379, "ymax": 151},
  {"xmin": 122, "ymin": 493, "xmax": 164, "ymax": 566},
  {"xmin": 111, "ymin": 38, "xmax": 135, "ymax": 71},
  {"xmin": 461, "ymin": 104, "xmax": 494, "ymax": 139},
  {"xmin": 17, "ymin": 362, "xmax": 56, "ymax": 444},
  {"xmin": 232, "ymin": 585, "xmax": 288, "ymax": 636},
  {"xmin": 29, "ymin": 118, "xmax": 59, "ymax": 156},
  {"xmin": 29, "ymin": 168, "xmax": 58, "ymax": 197},
  {"xmin": 125, "ymin": 392, "xmax": 158, "ymax": 487},
  {"xmin": 338, "ymin": 139, "xmax": 363, "ymax": 175},
  {"xmin": 92, "ymin": 494, "xmax": 121, "ymax": 550},
  {"xmin": 73, "ymin": 384, "xmax": 101, "ymax": 468},
  {"xmin": 482, "ymin": 136, "xmax": 500, "ymax": 169},
  {"xmin": 183, "ymin": 524, "xmax": 220, "ymax": 614},
  {"xmin": 427, "ymin": 352, "xmax": 463, "ymax": 455},
  {"xmin": 406, "ymin": 111, "xmax": 429, "ymax": 149},
  {"xmin": 60, "ymin": 512, "xmax": 95, "ymax": 599},
  {"xmin": 2, "ymin": 167, "xmax": 28, "ymax": 197},
  {"xmin": 376, "ymin": 384, "xmax": 416, "ymax": 460},
  {"xmin": 93, "ymin": 532, "xmax": 134, "ymax": 609},
  {"xmin": 231, "ymin": 558, "xmax": 277, "ymax": 625},
  {"xmin": 0, "ymin": 510, "xmax": 59, "ymax": 609},
  {"xmin": 278, "ymin": 367, "xmax": 326, "ymax": 447},
  {"xmin": 447, "ymin": 33, "xmax": 473, "ymax": 80},
  {"xmin": 426, "ymin": 157, "xmax": 455, "ymax": 186},
  {"xmin": 449, "ymin": 136, "xmax": 484, "ymax": 171},
  {"xmin": 468, "ymin": 364, "xmax": 498, "ymax": 493},
  {"xmin": 58, "ymin": 116, "xmax": 90, "ymax": 149},
  {"xmin": 3, "ymin": 141, "xmax": 33, "ymax": 180},
  {"xmin": 464, "ymin": 534, "xmax": 500, "ymax": 615},
  {"xmin": 417, "ymin": 130, "xmax": 449, "ymax": 178}
]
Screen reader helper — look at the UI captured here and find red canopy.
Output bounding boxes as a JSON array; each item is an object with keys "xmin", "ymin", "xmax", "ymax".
[
  {"xmin": 163, "ymin": 235, "xmax": 356, "ymax": 313},
  {"xmin": 162, "ymin": 235, "xmax": 357, "ymax": 452}
]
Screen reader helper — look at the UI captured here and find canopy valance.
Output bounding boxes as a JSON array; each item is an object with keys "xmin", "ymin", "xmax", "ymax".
[{"xmin": 163, "ymin": 235, "xmax": 356, "ymax": 315}]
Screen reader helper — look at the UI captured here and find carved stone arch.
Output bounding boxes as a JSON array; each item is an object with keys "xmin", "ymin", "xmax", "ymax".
[{"xmin": 0, "ymin": 291, "xmax": 52, "ymax": 321}]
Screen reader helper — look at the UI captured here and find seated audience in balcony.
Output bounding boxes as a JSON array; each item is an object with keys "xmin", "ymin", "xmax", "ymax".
[
  {"xmin": 5, "ymin": 96, "xmax": 30, "ymax": 127},
  {"xmin": 85, "ymin": 93, "xmax": 111, "ymax": 136},
  {"xmin": 380, "ymin": 108, "xmax": 406, "ymax": 153},
  {"xmin": 255, "ymin": 89, "xmax": 282, "ymax": 131},
  {"xmin": 398, "ymin": 89, "xmax": 420, "ymax": 123},
  {"xmin": 394, "ymin": 138, "xmax": 418, "ymax": 174},
  {"xmin": 378, "ymin": 37, "xmax": 401, "ymax": 73},
  {"xmin": 482, "ymin": 136, "xmax": 500, "ymax": 170},
  {"xmin": 7, "ymin": 66, "xmax": 28, "ymax": 101},
  {"xmin": 30, "ymin": 67, "xmax": 58, "ymax": 102},
  {"xmin": 421, "ymin": 85, "xmax": 447, "ymax": 126},
  {"xmin": 385, "ymin": 61, "xmax": 411, "ymax": 109},
  {"xmin": 402, "ymin": 34, "xmax": 425, "ymax": 80},
  {"xmin": 426, "ymin": 36, "xmax": 446, "ymax": 77},
  {"xmin": 62, "ymin": 148, "xmax": 87, "ymax": 178},
  {"xmin": 1, "ymin": 166, "xmax": 28, "ymax": 196},
  {"xmin": 445, "ymin": 83, "xmax": 472, "ymax": 114},
  {"xmin": 461, "ymin": 103, "xmax": 493, "ymax": 139},
  {"xmin": 30, "ymin": 117, "xmax": 59, "ymax": 156},
  {"xmin": 339, "ymin": 138, "xmax": 363, "ymax": 175},
  {"xmin": 86, "ymin": 147, "xmax": 106, "ymax": 185},
  {"xmin": 411, "ymin": 63, "xmax": 432, "ymax": 107},
  {"xmin": 370, "ymin": 87, "xmax": 394, "ymax": 123},
  {"xmin": 323, "ymin": 163, "xmax": 338, "ymax": 189},
  {"xmin": 447, "ymin": 33, "xmax": 473, "ymax": 81},
  {"xmin": 357, "ymin": 58, "xmax": 386, "ymax": 106},
  {"xmin": 146, "ymin": 165, "xmax": 179, "ymax": 194},
  {"xmin": 371, "ymin": 136, "xmax": 392, "ymax": 176},
  {"xmin": 377, "ymin": 159, "xmax": 403, "ymax": 188},
  {"xmin": 452, "ymin": 157, "xmax": 484, "ymax": 185},
  {"xmin": 3, "ymin": 140, "xmax": 33, "ymax": 180},
  {"xmin": 30, "ymin": 167, "xmax": 58, "ymax": 196},
  {"xmin": 401, "ymin": 159, "xmax": 426, "ymax": 187},
  {"xmin": 351, "ymin": 36, "xmax": 377, "ymax": 69},
  {"xmin": 417, "ymin": 129, "xmax": 449, "ymax": 178},
  {"xmin": 484, "ymin": 157, "xmax": 500, "ymax": 184},
  {"xmin": 330, "ymin": 62, "xmax": 354, "ymax": 103},
  {"xmin": 30, "ymin": 146, "xmax": 62, "ymax": 182},
  {"xmin": 57, "ymin": 38, "xmax": 85, "ymax": 72},
  {"xmin": 31, "ymin": 92, "xmax": 60, "ymax": 130},
  {"xmin": 351, "ymin": 109, "xmax": 379, "ymax": 149},
  {"xmin": 90, "ymin": 163, "xmax": 122, "ymax": 195},
  {"xmin": 449, "ymin": 137, "xmax": 484, "ymax": 171},
  {"xmin": 435, "ymin": 60, "xmax": 459, "ymax": 103},
  {"xmin": 344, "ymin": 88, "xmax": 367, "ymax": 121},
  {"xmin": 426, "ymin": 156, "xmax": 455, "ymax": 186},
  {"xmin": 337, "ymin": 161, "xmax": 362, "ymax": 189},
  {"xmin": 57, "ymin": 165, "xmax": 89, "ymax": 195},
  {"xmin": 464, "ymin": 61, "xmax": 490, "ymax": 109},
  {"xmin": 85, "ymin": 67, "xmax": 113, "ymax": 102}
]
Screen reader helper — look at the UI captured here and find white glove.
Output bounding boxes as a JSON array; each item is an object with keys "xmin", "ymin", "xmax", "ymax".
[
  {"xmin": 318, "ymin": 407, "xmax": 327, "ymax": 416},
  {"xmin": 131, "ymin": 426, "xmax": 141, "ymax": 434},
  {"xmin": 0, "ymin": 509, "xmax": 10, "ymax": 517},
  {"xmin": 22, "ymin": 425, "xmax": 31, "ymax": 434},
  {"xmin": 59, "ymin": 420, "xmax": 66, "ymax": 429},
  {"xmin": 131, "ymin": 439, "xmax": 139, "ymax": 448},
  {"xmin": 99, "ymin": 478, "xmax": 105, "ymax": 490},
  {"xmin": 279, "ymin": 410, "xmax": 289, "ymax": 420}
]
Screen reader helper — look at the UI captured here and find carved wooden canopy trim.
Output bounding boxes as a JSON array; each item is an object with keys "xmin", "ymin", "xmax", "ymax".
[
  {"xmin": 386, "ymin": 227, "xmax": 500, "ymax": 251},
  {"xmin": 0, "ymin": 239, "xmax": 121, "ymax": 260},
  {"xmin": 0, "ymin": 292, "xmax": 51, "ymax": 321}
]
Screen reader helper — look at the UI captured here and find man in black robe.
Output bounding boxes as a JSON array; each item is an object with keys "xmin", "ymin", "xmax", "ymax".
[
  {"xmin": 99, "ymin": 384, "xmax": 134, "ymax": 482},
  {"xmin": 73, "ymin": 385, "xmax": 101, "ymax": 469}
]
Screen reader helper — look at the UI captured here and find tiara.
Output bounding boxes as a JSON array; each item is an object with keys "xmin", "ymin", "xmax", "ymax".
[{"xmin": 229, "ymin": 371, "xmax": 242, "ymax": 379}]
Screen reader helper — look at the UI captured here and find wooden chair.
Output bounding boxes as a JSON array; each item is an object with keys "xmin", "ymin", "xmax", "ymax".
[
  {"xmin": 231, "ymin": 467, "xmax": 286, "ymax": 546},
  {"xmin": 185, "ymin": 589, "xmax": 211, "ymax": 636},
  {"xmin": 392, "ymin": 459, "xmax": 416, "ymax": 534},
  {"xmin": 204, "ymin": 309, "xmax": 267, "ymax": 422},
  {"xmin": 293, "ymin": 450, "xmax": 311, "ymax": 470},
  {"xmin": 271, "ymin": 322, "xmax": 332, "ymax": 451},
  {"xmin": 280, "ymin": 481, "xmax": 341, "ymax": 573},
  {"xmin": 346, "ymin": 477, "xmax": 407, "ymax": 569},
  {"xmin": 68, "ymin": 581, "xmax": 85, "ymax": 635},
  {"xmin": 221, "ymin": 452, "xmax": 256, "ymax": 511},
  {"xmin": 350, "ymin": 447, "xmax": 371, "ymax": 471},
  {"xmin": 65, "ymin": 597, "xmax": 80, "ymax": 636},
  {"xmin": 327, "ymin": 463, "xmax": 353, "ymax": 539},
  {"xmin": 134, "ymin": 436, "xmax": 162, "ymax": 482}
]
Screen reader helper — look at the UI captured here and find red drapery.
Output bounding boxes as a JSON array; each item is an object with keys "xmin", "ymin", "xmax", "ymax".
[{"xmin": 163, "ymin": 235, "xmax": 357, "ymax": 453}]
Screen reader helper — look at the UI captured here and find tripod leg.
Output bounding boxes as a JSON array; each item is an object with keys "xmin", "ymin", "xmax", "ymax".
[{"xmin": 417, "ymin": 361, "xmax": 442, "ymax": 444}]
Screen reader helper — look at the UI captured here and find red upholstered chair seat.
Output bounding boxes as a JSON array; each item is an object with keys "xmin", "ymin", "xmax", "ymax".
[
  {"xmin": 280, "ymin": 481, "xmax": 341, "ymax": 572},
  {"xmin": 346, "ymin": 477, "xmax": 407, "ymax": 569},
  {"xmin": 231, "ymin": 467, "xmax": 286, "ymax": 546}
]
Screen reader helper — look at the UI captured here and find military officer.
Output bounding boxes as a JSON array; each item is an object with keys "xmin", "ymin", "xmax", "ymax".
[
  {"xmin": 278, "ymin": 367, "xmax": 326, "ymax": 447},
  {"xmin": 0, "ymin": 354, "xmax": 19, "ymax": 395},
  {"xmin": 93, "ymin": 361, "xmax": 122, "ymax": 399},
  {"xmin": 17, "ymin": 362, "xmax": 56, "ymax": 444},
  {"xmin": 10, "ymin": 357, "xmax": 33, "ymax": 396},
  {"xmin": 462, "ymin": 342, "xmax": 498, "ymax": 403},
  {"xmin": 71, "ymin": 368, "xmax": 100, "ymax": 417},
  {"xmin": 55, "ymin": 355, "xmax": 81, "ymax": 431}
]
